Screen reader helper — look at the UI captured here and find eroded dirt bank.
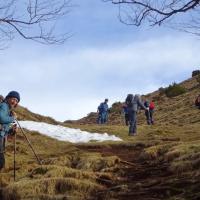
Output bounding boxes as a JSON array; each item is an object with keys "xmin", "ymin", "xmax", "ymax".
[{"xmin": 78, "ymin": 143, "xmax": 200, "ymax": 200}]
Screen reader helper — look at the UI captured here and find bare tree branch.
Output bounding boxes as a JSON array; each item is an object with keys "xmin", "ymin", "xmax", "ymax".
[
  {"xmin": 104, "ymin": 0, "xmax": 200, "ymax": 36},
  {"xmin": 0, "ymin": 0, "xmax": 72, "ymax": 47}
]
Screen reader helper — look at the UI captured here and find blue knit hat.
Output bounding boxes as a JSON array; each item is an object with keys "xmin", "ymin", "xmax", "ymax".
[{"xmin": 6, "ymin": 91, "xmax": 20, "ymax": 102}]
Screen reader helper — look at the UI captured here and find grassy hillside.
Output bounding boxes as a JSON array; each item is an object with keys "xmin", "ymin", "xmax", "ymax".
[
  {"xmin": 68, "ymin": 75, "xmax": 200, "ymax": 126},
  {"xmin": 0, "ymin": 74, "xmax": 200, "ymax": 199},
  {"xmin": 16, "ymin": 106, "xmax": 59, "ymax": 125},
  {"xmin": 1, "ymin": 122, "xmax": 200, "ymax": 199}
]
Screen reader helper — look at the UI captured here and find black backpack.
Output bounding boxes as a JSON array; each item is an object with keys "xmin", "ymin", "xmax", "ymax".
[{"xmin": 125, "ymin": 94, "xmax": 134, "ymax": 107}]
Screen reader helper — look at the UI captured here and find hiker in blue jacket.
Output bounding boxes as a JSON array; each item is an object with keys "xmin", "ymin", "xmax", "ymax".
[
  {"xmin": 0, "ymin": 91, "xmax": 20, "ymax": 170},
  {"xmin": 125, "ymin": 94, "xmax": 148, "ymax": 136},
  {"xmin": 97, "ymin": 99, "xmax": 109, "ymax": 124}
]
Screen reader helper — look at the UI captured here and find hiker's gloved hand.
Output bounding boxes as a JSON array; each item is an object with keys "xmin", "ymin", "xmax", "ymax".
[
  {"xmin": 11, "ymin": 111, "xmax": 17, "ymax": 119},
  {"xmin": 146, "ymin": 107, "xmax": 149, "ymax": 111}
]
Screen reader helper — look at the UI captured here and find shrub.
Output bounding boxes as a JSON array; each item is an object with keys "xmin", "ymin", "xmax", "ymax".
[
  {"xmin": 158, "ymin": 87, "xmax": 166, "ymax": 96},
  {"xmin": 109, "ymin": 102, "xmax": 121, "ymax": 113},
  {"xmin": 165, "ymin": 83, "xmax": 186, "ymax": 98},
  {"xmin": 192, "ymin": 70, "xmax": 200, "ymax": 77}
]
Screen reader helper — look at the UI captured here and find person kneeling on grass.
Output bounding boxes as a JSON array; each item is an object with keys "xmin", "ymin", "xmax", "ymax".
[
  {"xmin": 0, "ymin": 91, "xmax": 20, "ymax": 170},
  {"xmin": 195, "ymin": 95, "xmax": 200, "ymax": 109},
  {"xmin": 125, "ymin": 94, "xmax": 148, "ymax": 136}
]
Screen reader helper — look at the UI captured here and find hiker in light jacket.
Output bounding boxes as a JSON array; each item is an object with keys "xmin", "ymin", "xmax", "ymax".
[
  {"xmin": 125, "ymin": 94, "xmax": 148, "ymax": 136},
  {"xmin": 0, "ymin": 91, "xmax": 20, "ymax": 170}
]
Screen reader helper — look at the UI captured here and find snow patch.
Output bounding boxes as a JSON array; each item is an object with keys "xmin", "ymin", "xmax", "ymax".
[{"xmin": 19, "ymin": 121, "xmax": 122, "ymax": 143}]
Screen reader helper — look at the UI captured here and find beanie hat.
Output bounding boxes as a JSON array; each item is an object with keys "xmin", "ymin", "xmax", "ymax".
[{"xmin": 6, "ymin": 91, "xmax": 20, "ymax": 102}]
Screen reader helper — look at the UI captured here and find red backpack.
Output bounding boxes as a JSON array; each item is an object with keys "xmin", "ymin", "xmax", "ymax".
[{"xmin": 149, "ymin": 102, "xmax": 155, "ymax": 110}]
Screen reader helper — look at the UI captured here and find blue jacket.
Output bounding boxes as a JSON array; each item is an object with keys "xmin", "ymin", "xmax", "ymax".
[
  {"xmin": 98, "ymin": 102, "xmax": 109, "ymax": 113},
  {"xmin": 122, "ymin": 105, "xmax": 128, "ymax": 114},
  {"xmin": 0, "ymin": 102, "xmax": 15, "ymax": 138}
]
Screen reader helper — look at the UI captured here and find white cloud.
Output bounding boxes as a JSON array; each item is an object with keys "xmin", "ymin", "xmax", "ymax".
[{"xmin": 0, "ymin": 34, "xmax": 200, "ymax": 121}]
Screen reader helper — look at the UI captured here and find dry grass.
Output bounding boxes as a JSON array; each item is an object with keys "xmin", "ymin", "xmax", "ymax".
[{"xmin": 0, "ymin": 75, "xmax": 200, "ymax": 199}]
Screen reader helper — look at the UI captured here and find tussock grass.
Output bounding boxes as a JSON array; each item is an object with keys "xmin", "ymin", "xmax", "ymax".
[
  {"xmin": 75, "ymin": 153, "xmax": 120, "ymax": 172},
  {"xmin": 2, "ymin": 177, "xmax": 103, "ymax": 200}
]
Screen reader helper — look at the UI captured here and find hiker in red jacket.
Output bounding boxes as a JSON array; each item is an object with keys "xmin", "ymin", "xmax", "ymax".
[
  {"xmin": 195, "ymin": 95, "xmax": 200, "ymax": 109},
  {"xmin": 144, "ymin": 100, "xmax": 155, "ymax": 125}
]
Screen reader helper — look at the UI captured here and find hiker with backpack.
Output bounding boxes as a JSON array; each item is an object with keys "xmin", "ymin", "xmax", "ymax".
[
  {"xmin": 125, "ymin": 94, "xmax": 148, "ymax": 136},
  {"xmin": 144, "ymin": 100, "xmax": 155, "ymax": 125},
  {"xmin": 97, "ymin": 99, "xmax": 109, "ymax": 124},
  {"xmin": 195, "ymin": 95, "xmax": 200, "ymax": 109},
  {"xmin": 0, "ymin": 91, "xmax": 20, "ymax": 170}
]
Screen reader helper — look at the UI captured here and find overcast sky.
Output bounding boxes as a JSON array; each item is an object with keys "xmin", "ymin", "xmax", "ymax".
[{"xmin": 0, "ymin": 0, "xmax": 200, "ymax": 121}]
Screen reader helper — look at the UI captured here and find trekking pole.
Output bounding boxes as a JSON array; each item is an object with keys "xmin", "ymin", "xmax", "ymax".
[
  {"xmin": 14, "ymin": 132, "xmax": 16, "ymax": 181},
  {"xmin": 15, "ymin": 119, "xmax": 42, "ymax": 165}
]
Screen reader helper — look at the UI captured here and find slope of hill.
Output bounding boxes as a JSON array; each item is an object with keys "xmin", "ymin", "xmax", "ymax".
[
  {"xmin": 0, "ymin": 73, "xmax": 200, "ymax": 200},
  {"xmin": 16, "ymin": 106, "xmax": 59, "ymax": 125},
  {"xmin": 67, "ymin": 74, "xmax": 200, "ymax": 126}
]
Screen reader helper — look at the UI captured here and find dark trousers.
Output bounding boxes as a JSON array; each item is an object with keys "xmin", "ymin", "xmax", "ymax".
[
  {"xmin": 0, "ymin": 137, "xmax": 5, "ymax": 170},
  {"xmin": 125, "ymin": 114, "xmax": 129, "ymax": 126},
  {"xmin": 145, "ymin": 110, "xmax": 154, "ymax": 125},
  {"xmin": 195, "ymin": 102, "xmax": 200, "ymax": 109},
  {"xmin": 128, "ymin": 110, "xmax": 137, "ymax": 134}
]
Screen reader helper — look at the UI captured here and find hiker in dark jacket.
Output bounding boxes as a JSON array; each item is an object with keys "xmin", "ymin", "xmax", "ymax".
[
  {"xmin": 144, "ymin": 100, "xmax": 155, "ymax": 125},
  {"xmin": 195, "ymin": 95, "xmax": 200, "ymax": 109},
  {"xmin": 125, "ymin": 94, "xmax": 148, "ymax": 136},
  {"xmin": 0, "ymin": 91, "xmax": 20, "ymax": 170},
  {"xmin": 97, "ymin": 99, "xmax": 109, "ymax": 124}
]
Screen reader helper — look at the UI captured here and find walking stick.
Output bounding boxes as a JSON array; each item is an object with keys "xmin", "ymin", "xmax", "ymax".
[
  {"xmin": 14, "ymin": 132, "xmax": 16, "ymax": 181},
  {"xmin": 15, "ymin": 119, "xmax": 42, "ymax": 165}
]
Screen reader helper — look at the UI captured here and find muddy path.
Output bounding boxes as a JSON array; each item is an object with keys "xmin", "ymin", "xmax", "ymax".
[{"xmin": 77, "ymin": 144, "xmax": 200, "ymax": 200}]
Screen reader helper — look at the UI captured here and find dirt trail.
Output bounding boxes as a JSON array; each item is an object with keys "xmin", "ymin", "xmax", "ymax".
[{"xmin": 77, "ymin": 144, "xmax": 200, "ymax": 200}]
